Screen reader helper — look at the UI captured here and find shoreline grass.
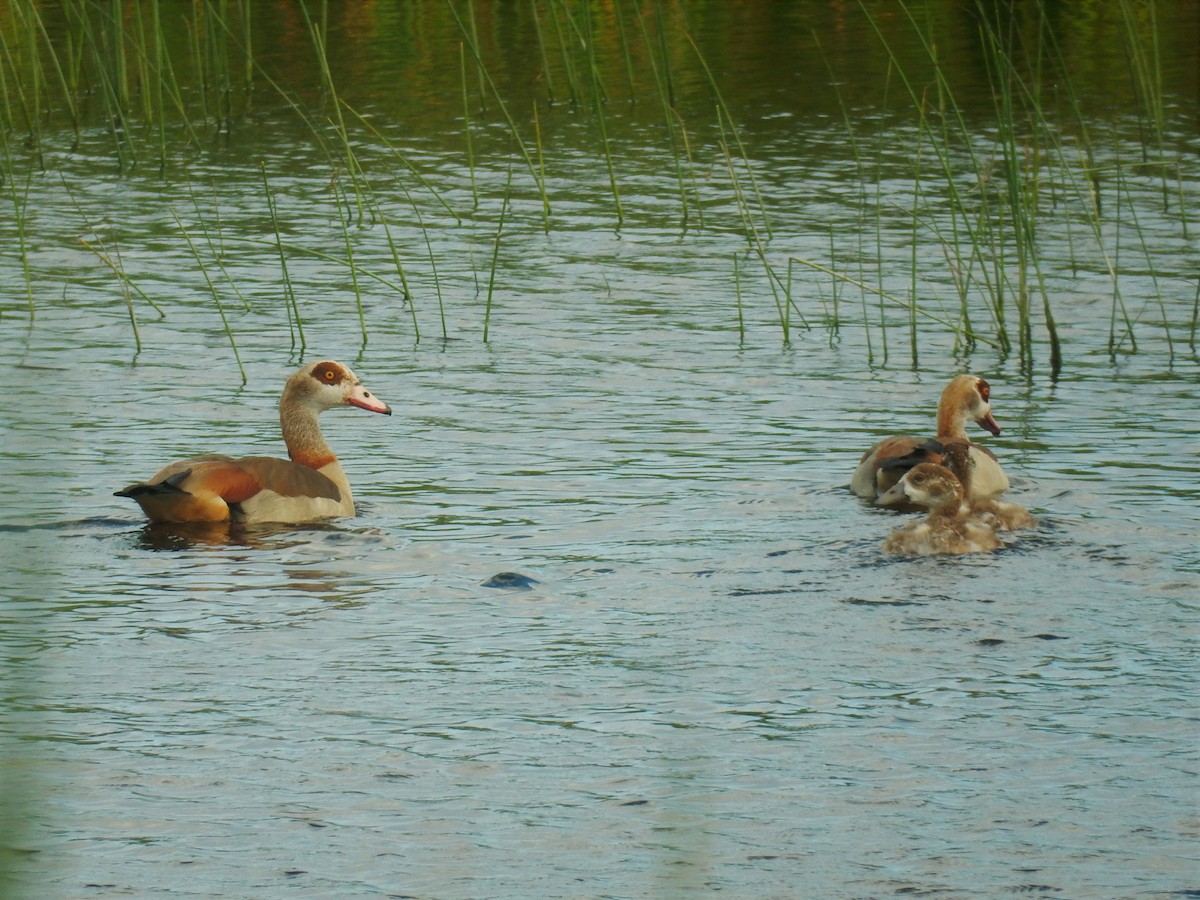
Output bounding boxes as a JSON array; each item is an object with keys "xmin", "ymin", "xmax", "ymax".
[{"xmin": 0, "ymin": 1, "xmax": 1193, "ymax": 371}]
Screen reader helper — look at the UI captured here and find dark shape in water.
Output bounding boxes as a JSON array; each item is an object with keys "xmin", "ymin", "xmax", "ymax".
[{"xmin": 482, "ymin": 572, "xmax": 540, "ymax": 591}]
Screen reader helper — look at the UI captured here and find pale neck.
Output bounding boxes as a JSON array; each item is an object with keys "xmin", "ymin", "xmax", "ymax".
[
  {"xmin": 935, "ymin": 404, "xmax": 970, "ymax": 441},
  {"xmin": 280, "ymin": 400, "xmax": 337, "ymax": 469}
]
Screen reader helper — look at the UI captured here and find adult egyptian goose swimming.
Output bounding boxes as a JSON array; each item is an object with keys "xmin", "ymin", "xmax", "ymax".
[
  {"xmin": 878, "ymin": 463, "xmax": 1003, "ymax": 556},
  {"xmin": 116, "ymin": 360, "xmax": 391, "ymax": 524},
  {"xmin": 852, "ymin": 374, "xmax": 1009, "ymax": 503},
  {"xmin": 937, "ymin": 440, "xmax": 1035, "ymax": 531}
]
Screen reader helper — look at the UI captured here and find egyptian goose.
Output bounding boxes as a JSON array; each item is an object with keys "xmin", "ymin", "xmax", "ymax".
[
  {"xmin": 878, "ymin": 463, "xmax": 1003, "ymax": 556},
  {"xmin": 852, "ymin": 374, "xmax": 1009, "ymax": 503},
  {"xmin": 116, "ymin": 360, "xmax": 391, "ymax": 524},
  {"xmin": 937, "ymin": 440, "xmax": 1035, "ymax": 531}
]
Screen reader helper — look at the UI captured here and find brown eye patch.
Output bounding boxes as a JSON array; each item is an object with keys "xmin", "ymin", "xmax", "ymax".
[
  {"xmin": 311, "ymin": 361, "xmax": 344, "ymax": 384},
  {"xmin": 977, "ymin": 379, "xmax": 991, "ymax": 401}
]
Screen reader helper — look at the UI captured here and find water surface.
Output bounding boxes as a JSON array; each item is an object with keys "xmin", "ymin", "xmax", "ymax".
[{"xmin": 2, "ymin": 2, "xmax": 1198, "ymax": 897}]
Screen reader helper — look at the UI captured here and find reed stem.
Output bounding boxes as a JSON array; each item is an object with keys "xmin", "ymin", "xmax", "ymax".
[
  {"xmin": 259, "ymin": 162, "xmax": 306, "ymax": 354},
  {"xmin": 483, "ymin": 171, "xmax": 513, "ymax": 343},
  {"xmin": 171, "ymin": 210, "xmax": 246, "ymax": 383}
]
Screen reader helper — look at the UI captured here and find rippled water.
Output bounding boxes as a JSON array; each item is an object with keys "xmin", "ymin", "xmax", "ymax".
[{"xmin": 3, "ymin": 2, "xmax": 1200, "ymax": 898}]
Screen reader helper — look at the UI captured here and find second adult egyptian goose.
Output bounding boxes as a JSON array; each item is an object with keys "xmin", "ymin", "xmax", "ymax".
[
  {"xmin": 852, "ymin": 374, "xmax": 1009, "ymax": 503},
  {"xmin": 878, "ymin": 463, "xmax": 1003, "ymax": 556},
  {"xmin": 116, "ymin": 360, "xmax": 391, "ymax": 524}
]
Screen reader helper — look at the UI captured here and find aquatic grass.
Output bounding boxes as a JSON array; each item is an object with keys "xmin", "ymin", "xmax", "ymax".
[
  {"xmin": 299, "ymin": 0, "xmax": 369, "ymax": 227},
  {"xmin": 635, "ymin": 2, "xmax": 698, "ymax": 230},
  {"xmin": 908, "ymin": 164, "xmax": 922, "ymax": 367},
  {"xmin": 789, "ymin": 257, "xmax": 1004, "ymax": 352},
  {"xmin": 979, "ymin": 2, "xmax": 1063, "ymax": 372},
  {"xmin": 2, "ymin": 130, "xmax": 36, "ymax": 320},
  {"xmin": 171, "ymin": 209, "xmax": 246, "ymax": 383},
  {"xmin": 259, "ymin": 162, "xmax": 306, "ymax": 353},
  {"xmin": 840, "ymin": 0, "xmax": 1093, "ymax": 368},
  {"xmin": 825, "ymin": 232, "xmax": 841, "ymax": 337},
  {"xmin": 76, "ymin": 234, "xmax": 149, "ymax": 352},
  {"xmin": 541, "ymin": 0, "xmax": 581, "ymax": 107},
  {"xmin": 733, "ymin": 253, "xmax": 745, "ymax": 344},
  {"xmin": 134, "ymin": 0, "xmax": 170, "ymax": 170},
  {"xmin": 3, "ymin": 0, "xmax": 1191, "ymax": 367},
  {"xmin": 1116, "ymin": 0, "xmax": 1168, "ymax": 194},
  {"xmin": 258, "ymin": 238, "xmax": 411, "ymax": 311},
  {"xmin": 330, "ymin": 176, "xmax": 370, "ymax": 345},
  {"xmin": 64, "ymin": 171, "xmax": 166, "ymax": 338},
  {"xmin": 679, "ymin": 20, "xmax": 770, "ymax": 241},
  {"xmin": 529, "ymin": 2, "xmax": 559, "ymax": 105},
  {"xmin": 610, "ymin": 0, "xmax": 638, "ymax": 102},
  {"xmin": 483, "ymin": 170, "xmax": 513, "ymax": 343},
  {"xmin": 578, "ymin": 1, "xmax": 623, "ymax": 227},
  {"xmin": 1, "ymin": 0, "xmax": 82, "ymax": 150},
  {"xmin": 184, "ymin": 172, "xmax": 250, "ymax": 311},
  {"xmin": 71, "ymin": 1, "xmax": 137, "ymax": 171},
  {"xmin": 1190, "ymin": 279, "xmax": 1199, "ymax": 354},
  {"xmin": 812, "ymin": 32, "xmax": 858, "ymax": 342},
  {"xmin": 856, "ymin": 2, "xmax": 1007, "ymax": 344},
  {"xmin": 1115, "ymin": 162, "xmax": 1175, "ymax": 360},
  {"xmin": 342, "ymin": 101, "xmax": 461, "ymax": 222},
  {"xmin": 165, "ymin": 0, "xmax": 253, "ymax": 139},
  {"xmin": 446, "ymin": 0, "xmax": 550, "ymax": 226},
  {"xmin": 338, "ymin": 100, "xmax": 452, "ymax": 341},
  {"xmin": 376, "ymin": 212, "xmax": 420, "ymax": 343},
  {"xmin": 338, "ymin": 104, "xmax": 449, "ymax": 340},
  {"xmin": 392, "ymin": 176, "xmax": 449, "ymax": 342},
  {"xmin": 714, "ymin": 106, "xmax": 799, "ymax": 341},
  {"xmin": 460, "ymin": 42, "xmax": 479, "ymax": 209}
]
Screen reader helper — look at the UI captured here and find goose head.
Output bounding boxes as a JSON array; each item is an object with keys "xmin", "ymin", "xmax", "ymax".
[
  {"xmin": 940, "ymin": 374, "xmax": 1000, "ymax": 437},
  {"xmin": 284, "ymin": 360, "xmax": 392, "ymax": 416}
]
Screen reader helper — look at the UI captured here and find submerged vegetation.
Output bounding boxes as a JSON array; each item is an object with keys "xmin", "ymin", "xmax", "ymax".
[{"xmin": 0, "ymin": 0, "xmax": 1196, "ymax": 374}]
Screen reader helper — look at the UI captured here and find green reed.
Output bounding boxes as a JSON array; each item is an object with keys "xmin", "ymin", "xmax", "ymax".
[
  {"xmin": 635, "ymin": 1, "xmax": 698, "ymax": 230},
  {"xmin": 172, "ymin": 210, "xmax": 246, "ymax": 382},
  {"xmin": 185, "ymin": 172, "xmax": 250, "ymax": 310},
  {"xmin": 483, "ymin": 170, "xmax": 513, "ymax": 343},
  {"xmin": 377, "ymin": 210, "xmax": 420, "ymax": 343},
  {"xmin": 344, "ymin": 101, "xmax": 460, "ymax": 222},
  {"xmin": 1116, "ymin": 165, "xmax": 1174, "ymax": 361},
  {"xmin": 460, "ymin": 42, "xmax": 479, "ymax": 209},
  {"xmin": 541, "ymin": 0, "xmax": 581, "ymax": 107},
  {"xmin": 840, "ymin": 0, "xmax": 1080, "ymax": 369},
  {"xmin": 530, "ymin": 2, "xmax": 559, "ymax": 105},
  {"xmin": 299, "ymin": 0, "xmax": 369, "ymax": 226},
  {"xmin": 332, "ymin": 177, "xmax": 369, "ymax": 345},
  {"xmin": 340, "ymin": 100, "xmax": 452, "ymax": 340},
  {"xmin": 446, "ymin": 0, "xmax": 549, "ymax": 226},
  {"xmin": 76, "ymin": 233, "xmax": 146, "ymax": 352},
  {"xmin": 579, "ymin": 2, "xmax": 623, "ymax": 226},
  {"xmin": 64, "ymin": 169, "xmax": 164, "ymax": 349},
  {"xmin": 1, "ymin": 0, "xmax": 82, "ymax": 153},
  {"xmin": 733, "ymin": 253, "xmax": 745, "ymax": 344},
  {"xmin": 3, "ymin": 143, "xmax": 35, "ymax": 319},
  {"xmin": 259, "ymin": 162, "xmax": 306, "ymax": 353},
  {"xmin": 681, "ymin": 22, "xmax": 770, "ymax": 241},
  {"xmin": 5, "ymin": 0, "xmax": 1188, "ymax": 367},
  {"xmin": 1191, "ymin": 280, "xmax": 1199, "ymax": 354}
]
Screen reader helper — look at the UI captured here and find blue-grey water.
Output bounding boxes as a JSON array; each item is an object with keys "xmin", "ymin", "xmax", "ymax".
[{"xmin": 2, "ymin": 2, "xmax": 1198, "ymax": 897}]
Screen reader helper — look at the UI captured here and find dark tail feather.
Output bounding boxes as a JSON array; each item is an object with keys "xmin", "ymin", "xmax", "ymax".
[{"xmin": 114, "ymin": 469, "xmax": 192, "ymax": 498}]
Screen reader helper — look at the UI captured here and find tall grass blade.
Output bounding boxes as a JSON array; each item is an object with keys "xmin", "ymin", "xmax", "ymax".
[
  {"xmin": 259, "ymin": 162, "xmax": 306, "ymax": 354},
  {"xmin": 483, "ymin": 170, "xmax": 513, "ymax": 343},
  {"xmin": 171, "ymin": 209, "xmax": 246, "ymax": 383}
]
